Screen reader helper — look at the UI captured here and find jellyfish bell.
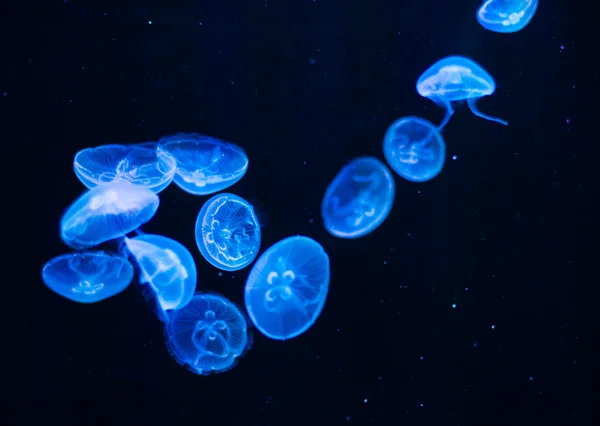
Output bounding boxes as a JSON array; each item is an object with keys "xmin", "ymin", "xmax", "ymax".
[
  {"xmin": 121, "ymin": 234, "xmax": 196, "ymax": 321},
  {"xmin": 164, "ymin": 292, "xmax": 250, "ymax": 375},
  {"xmin": 73, "ymin": 142, "xmax": 177, "ymax": 193},
  {"xmin": 477, "ymin": 0, "xmax": 539, "ymax": 33},
  {"xmin": 41, "ymin": 251, "xmax": 134, "ymax": 303},
  {"xmin": 416, "ymin": 55, "xmax": 508, "ymax": 129},
  {"xmin": 158, "ymin": 133, "xmax": 249, "ymax": 196},
  {"xmin": 383, "ymin": 116, "xmax": 446, "ymax": 183}
]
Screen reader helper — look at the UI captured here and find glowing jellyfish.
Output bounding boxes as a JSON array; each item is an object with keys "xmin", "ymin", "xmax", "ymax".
[
  {"xmin": 244, "ymin": 236, "xmax": 330, "ymax": 340},
  {"xmin": 477, "ymin": 0, "xmax": 538, "ymax": 33},
  {"xmin": 41, "ymin": 251, "xmax": 134, "ymax": 303},
  {"xmin": 122, "ymin": 234, "xmax": 196, "ymax": 320},
  {"xmin": 321, "ymin": 157, "xmax": 395, "ymax": 238},
  {"xmin": 158, "ymin": 133, "xmax": 248, "ymax": 195},
  {"xmin": 195, "ymin": 193, "xmax": 261, "ymax": 271},
  {"xmin": 383, "ymin": 116, "xmax": 446, "ymax": 182},
  {"xmin": 74, "ymin": 142, "xmax": 177, "ymax": 193},
  {"xmin": 416, "ymin": 56, "xmax": 508, "ymax": 130},
  {"xmin": 60, "ymin": 182, "xmax": 160, "ymax": 249},
  {"xmin": 165, "ymin": 293, "xmax": 249, "ymax": 375}
]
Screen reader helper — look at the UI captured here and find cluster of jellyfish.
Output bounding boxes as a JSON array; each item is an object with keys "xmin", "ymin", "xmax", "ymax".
[
  {"xmin": 42, "ymin": 134, "xmax": 331, "ymax": 375},
  {"xmin": 41, "ymin": 1, "xmax": 538, "ymax": 376}
]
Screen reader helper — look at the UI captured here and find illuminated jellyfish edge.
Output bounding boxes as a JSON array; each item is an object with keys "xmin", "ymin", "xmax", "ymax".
[
  {"xmin": 41, "ymin": 251, "xmax": 134, "ymax": 303},
  {"xmin": 195, "ymin": 193, "xmax": 261, "ymax": 271},
  {"xmin": 164, "ymin": 292, "xmax": 253, "ymax": 375},
  {"xmin": 321, "ymin": 157, "xmax": 395, "ymax": 239},
  {"xmin": 244, "ymin": 235, "xmax": 330, "ymax": 340}
]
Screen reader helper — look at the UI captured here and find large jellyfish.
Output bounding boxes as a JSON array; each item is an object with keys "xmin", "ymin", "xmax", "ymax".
[
  {"xmin": 73, "ymin": 142, "xmax": 177, "ymax": 193},
  {"xmin": 321, "ymin": 157, "xmax": 395, "ymax": 238},
  {"xmin": 477, "ymin": 0, "xmax": 538, "ymax": 33},
  {"xmin": 122, "ymin": 234, "xmax": 196, "ymax": 320},
  {"xmin": 383, "ymin": 116, "xmax": 446, "ymax": 182},
  {"xmin": 60, "ymin": 182, "xmax": 160, "ymax": 249},
  {"xmin": 158, "ymin": 133, "xmax": 248, "ymax": 195},
  {"xmin": 416, "ymin": 56, "xmax": 508, "ymax": 130},
  {"xmin": 195, "ymin": 193, "xmax": 261, "ymax": 271},
  {"xmin": 41, "ymin": 251, "xmax": 134, "ymax": 303},
  {"xmin": 244, "ymin": 236, "xmax": 330, "ymax": 340},
  {"xmin": 165, "ymin": 293, "xmax": 250, "ymax": 375}
]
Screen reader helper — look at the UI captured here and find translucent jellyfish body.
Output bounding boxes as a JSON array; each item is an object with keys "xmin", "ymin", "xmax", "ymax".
[
  {"xmin": 165, "ymin": 293, "xmax": 249, "ymax": 375},
  {"xmin": 60, "ymin": 182, "xmax": 160, "ymax": 249},
  {"xmin": 383, "ymin": 116, "xmax": 446, "ymax": 182},
  {"xmin": 73, "ymin": 142, "xmax": 177, "ymax": 193},
  {"xmin": 416, "ymin": 56, "xmax": 508, "ymax": 130},
  {"xmin": 158, "ymin": 133, "xmax": 248, "ymax": 195},
  {"xmin": 477, "ymin": 0, "xmax": 538, "ymax": 33},
  {"xmin": 244, "ymin": 236, "xmax": 330, "ymax": 340},
  {"xmin": 41, "ymin": 251, "xmax": 134, "ymax": 303},
  {"xmin": 321, "ymin": 157, "xmax": 395, "ymax": 238},
  {"xmin": 122, "ymin": 234, "xmax": 196, "ymax": 319},
  {"xmin": 195, "ymin": 193, "xmax": 261, "ymax": 271}
]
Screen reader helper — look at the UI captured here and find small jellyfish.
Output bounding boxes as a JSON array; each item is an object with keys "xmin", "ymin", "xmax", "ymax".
[
  {"xmin": 73, "ymin": 142, "xmax": 177, "ymax": 193},
  {"xmin": 158, "ymin": 133, "xmax": 248, "ymax": 195},
  {"xmin": 322, "ymin": 157, "xmax": 395, "ymax": 238},
  {"xmin": 244, "ymin": 236, "xmax": 330, "ymax": 340},
  {"xmin": 383, "ymin": 116, "xmax": 446, "ymax": 182},
  {"xmin": 165, "ymin": 293, "xmax": 249, "ymax": 375},
  {"xmin": 195, "ymin": 193, "xmax": 261, "ymax": 271},
  {"xmin": 477, "ymin": 0, "xmax": 538, "ymax": 33},
  {"xmin": 122, "ymin": 234, "xmax": 196, "ymax": 320},
  {"xmin": 416, "ymin": 56, "xmax": 508, "ymax": 130},
  {"xmin": 41, "ymin": 251, "xmax": 134, "ymax": 303},
  {"xmin": 60, "ymin": 182, "xmax": 160, "ymax": 249}
]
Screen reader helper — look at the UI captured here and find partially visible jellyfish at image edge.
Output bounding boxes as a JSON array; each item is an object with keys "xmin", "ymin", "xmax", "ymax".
[
  {"xmin": 383, "ymin": 116, "xmax": 446, "ymax": 182},
  {"xmin": 158, "ymin": 133, "xmax": 249, "ymax": 195},
  {"xmin": 322, "ymin": 156, "xmax": 395, "ymax": 238},
  {"xmin": 60, "ymin": 181, "xmax": 160, "ymax": 249},
  {"xmin": 73, "ymin": 142, "xmax": 177, "ymax": 193},
  {"xmin": 165, "ymin": 293, "xmax": 250, "ymax": 375},
  {"xmin": 416, "ymin": 55, "xmax": 508, "ymax": 130},
  {"xmin": 41, "ymin": 251, "xmax": 134, "ymax": 303},
  {"xmin": 122, "ymin": 234, "xmax": 197, "ymax": 321},
  {"xmin": 477, "ymin": 0, "xmax": 539, "ymax": 33},
  {"xmin": 244, "ymin": 236, "xmax": 330, "ymax": 340},
  {"xmin": 195, "ymin": 193, "xmax": 261, "ymax": 271}
]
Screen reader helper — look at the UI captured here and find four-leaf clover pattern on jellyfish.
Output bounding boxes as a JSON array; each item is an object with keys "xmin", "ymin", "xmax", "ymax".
[{"xmin": 41, "ymin": 2, "xmax": 513, "ymax": 376}]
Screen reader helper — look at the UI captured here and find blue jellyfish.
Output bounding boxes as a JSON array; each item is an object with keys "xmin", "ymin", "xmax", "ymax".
[
  {"xmin": 60, "ymin": 182, "xmax": 160, "ymax": 249},
  {"xmin": 321, "ymin": 157, "xmax": 395, "ymax": 238},
  {"xmin": 195, "ymin": 193, "xmax": 261, "ymax": 271},
  {"xmin": 165, "ymin": 293, "xmax": 249, "ymax": 375},
  {"xmin": 122, "ymin": 234, "xmax": 196, "ymax": 320},
  {"xmin": 477, "ymin": 0, "xmax": 538, "ymax": 33},
  {"xmin": 41, "ymin": 251, "xmax": 134, "ymax": 303},
  {"xmin": 244, "ymin": 236, "xmax": 330, "ymax": 340},
  {"xmin": 73, "ymin": 142, "xmax": 177, "ymax": 193},
  {"xmin": 158, "ymin": 133, "xmax": 248, "ymax": 195},
  {"xmin": 383, "ymin": 116, "xmax": 446, "ymax": 182},
  {"xmin": 416, "ymin": 56, "xmax": 508, "ymax": 130}
]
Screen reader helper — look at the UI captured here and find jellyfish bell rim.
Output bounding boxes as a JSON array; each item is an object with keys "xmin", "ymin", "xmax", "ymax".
[
  {"xmin": 59, "ymin": 182, "xmax": 160, "ymax": 250},
  {"xmin": 195, "ymin": 192, "xmax": 261, "ymax": 271},
  {"xmin": 476, "ymin": 0, "xmax": 539, "ymax": 33},
  {"xmin": 243, "ymin": 235, "xmax": 330, "ymax": 340},
  {"xmin": 164, "ymin": 292, "xmax": 251, "ymax": 375},
  {"xmin": 41, "ymin": 250, "xmax": 134, "ymax": 304},
  {"xmin": 122, "ymin": 233, "xmax": 197, "ymax": 312},
  {"xmin": 416, "ymin": 55, "xmax": 496, "ymax": 98},
  {"xmin": 321, "ymin": 156, "xmax": 395, "ymax": 239}
]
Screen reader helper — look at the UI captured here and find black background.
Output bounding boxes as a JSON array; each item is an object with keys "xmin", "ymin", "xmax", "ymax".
[{"xmin": 7, "ymin": 0, "xmax": 592, "ymax": 425}]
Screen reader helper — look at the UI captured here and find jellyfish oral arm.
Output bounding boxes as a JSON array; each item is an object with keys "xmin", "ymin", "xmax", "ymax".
[{"xmin": 467, "ymin": 98, "xmax": 508, "ymax": 126}]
